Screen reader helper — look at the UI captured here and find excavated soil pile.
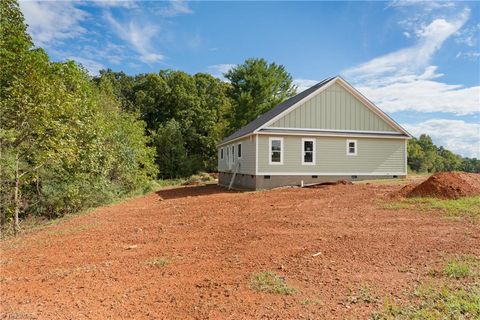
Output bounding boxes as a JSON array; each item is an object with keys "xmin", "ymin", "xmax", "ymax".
[{"xmin": 404, "ymin": 172, "xmax": 480, "ymax": 199}]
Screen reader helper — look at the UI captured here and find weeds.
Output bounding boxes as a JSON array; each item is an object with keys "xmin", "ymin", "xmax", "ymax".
[
  {"xmin": 346, "ymin": 284, "xmax": 377, "ymax": 305},
  {"xmin": 300, "ymin": 299, "xmax": 322, "ymax": 306},
  {"xmin": 250, "ymin": 271, "xmax": 296, "ymax": 295},
  {"xmin": 372, "ymin": 256, "xmax": 480, "ymax": 319},
  {"xmin": 382, "ymin": 196, "xmax": 480, "ymax": 221},
  {"xmin": 444, "ymin": 261, "xmax": 471, "ymax": 279},
  {"xmin": 148, "ymin": 257, "xmax": 170, "ymax": 267},
  {"xmin": 373, "ymin": 284, "xmax": 480, "ymax": 319},
  {"xmin": 182, "ymin": 172, "xmax": 215, "ymax": 185}
]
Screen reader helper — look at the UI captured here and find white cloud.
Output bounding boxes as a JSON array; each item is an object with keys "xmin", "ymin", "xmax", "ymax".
[
  {"xmin": 158, "ymin": 0, "xmax": 193, "ymax": 17},
  {"xmin": 19, "ymin": 0, "xmax": 88, "ymax": 46},
  {"xmin": 293, "ymin": 79, "xmax": 319, "ymax": 93},
  {"xmin": 91, "ymin": 0, "xmax": 138, "ymax": 8},
  {"xmin": 389, "ymin": 0, "xmax": 455, "ymax": 10},
  {"xmin": 403, "ymin": 119, "xmax": 480, "ymax": 157},
  {"xmin": 456, "ymin": 51, "xmax": 480, "ymax": 59},
  {"xmin": 344, "ymin": 10, "xmax": 480, "ymax": 115},
  {"xmin": 455, "ymin": 23, "xmax": 480, "ymax": 47},
  {"xmin": 207, "ymin": 64, "xmax": 236, "ymax": 80},
  {"xmin": 347, "ymin": 11, "xmax": 469, "ymax": 79},
  {"xmin": 105, "ymin": 12, "xmax": 164, "ymax": 63}
]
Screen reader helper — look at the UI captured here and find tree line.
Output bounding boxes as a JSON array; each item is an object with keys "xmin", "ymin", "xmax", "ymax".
[
  {"xmin": 0, "ymin": 0, "xmax": 477, "ymax": 235},
  {"xmin": 407, "ymin": 134, "xmax": 479, "ymax": 173}
]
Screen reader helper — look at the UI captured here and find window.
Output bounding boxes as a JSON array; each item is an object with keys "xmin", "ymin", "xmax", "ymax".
[
  {"xmin": 269, "ymin": 137, "xmax": 283, "ymax": 165},
  {"xmin": 237, "ymin": 143, "xmax": 242, "ymax": 159},
  {"xmin": 302, "ymin": 138, "xmax": 315, "ymax": 165},
  {"xmin": 346, "ymin": 139, "xmax": 357, "ymax": 156},
  {"xmin": 226, "ymin": 146, "xmax": 230, "ymax": 163},
  {"xmin": 220, "ymin": 148, "xmax": 224, "ymax": 160},
  {"xmin": 231, "ymin": 145, "xmax": 235, "ymax": 162}
]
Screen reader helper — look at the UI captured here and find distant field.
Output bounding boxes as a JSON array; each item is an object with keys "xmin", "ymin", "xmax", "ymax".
[{"xmin": 1, "ymin": 180, "xmax": 479, "ymax": 319}]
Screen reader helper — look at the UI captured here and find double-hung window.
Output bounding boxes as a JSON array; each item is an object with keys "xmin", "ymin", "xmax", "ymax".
[
  {"xmin": 231, "ymin": 145, "xmax": 235, "ymax": 163},
  {"xmin": 346, "ymin": 139, "xmax": 357, "ymax": 156},
  {"xmin": 302, "ymin": 138, "xmax": 315, "ymax": 165},
  {"xmin": 237, "ymin": 143, "xmax": 242, "ymax": 159},
  {"xmin": 220, "ymin": 148, "xmax": 224, "ymax": 160},
  {"xmin": 269, "ymin": 137, "xmax": 283, "ymax": 165}
]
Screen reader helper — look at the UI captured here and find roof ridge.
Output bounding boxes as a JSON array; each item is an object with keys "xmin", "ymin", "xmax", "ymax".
[{"xmin": 220, "ymin": 76, "xmax": 335, "ymax": 145}]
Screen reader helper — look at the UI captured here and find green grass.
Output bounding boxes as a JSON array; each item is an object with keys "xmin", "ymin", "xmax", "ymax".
[
  {"xmin": 147, "ymin": 257, "xmax": 170, "ymax": 267},
  {"xmin": 153, "ymin": 178, "xmax": 188, "ymax": 188},
  {"xmin": 373, "ymin": 284, "xmax": 480, "ymax": 320},
  {"xmin": 372, "ymin": 256, "xmax": 480, "ymax": 319},
  {"xmin": 249, "ymin": 271, "xmax": 297, "ymax": 295},
  {"xmin": 443, "ymin": 256, "xmax": 480, "ymax": 279},
  {"xmin": 444, "ymin": 261, "xmax": 471, "ymax": 279},
  {"xmin": 299, "ymin": 299, "xmax": 322, "ymax": 306},
  {"xmin": 382, "ymin": 196, "xmax": 480, "ymax": 221},
  {"xmin": 346, "ymin": 285, "xmax": 378, "ymax": 305}
]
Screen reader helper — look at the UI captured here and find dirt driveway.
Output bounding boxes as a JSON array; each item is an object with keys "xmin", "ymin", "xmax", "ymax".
[{"xmin": 1, "ymin": 182, "xmax": 479, "ymax": 319}]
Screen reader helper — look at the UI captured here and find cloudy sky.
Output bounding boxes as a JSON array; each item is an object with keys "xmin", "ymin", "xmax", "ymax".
[{"xmin": 19, "ymin": 0, "xmax": 479, "ymax": 157}]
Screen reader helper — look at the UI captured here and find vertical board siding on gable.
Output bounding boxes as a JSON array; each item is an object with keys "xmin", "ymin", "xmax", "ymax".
[
  {"xmin": 269, "ymin": 83, "xmax": 396, "ymax": 132},
  {"xmin": 257, "ymin": 135, "xmax": 406, "ymax": 174},
  {"xmin": 217, "ymin": 136, "xmax": 256, "ymax": 175}
]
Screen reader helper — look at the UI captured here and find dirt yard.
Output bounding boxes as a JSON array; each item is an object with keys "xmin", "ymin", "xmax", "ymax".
[{"xmin": 1, "ymin": 180, "xmax": 479, "ymax": 319}]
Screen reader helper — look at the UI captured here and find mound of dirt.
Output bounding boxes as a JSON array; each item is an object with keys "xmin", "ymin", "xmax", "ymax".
[{"xmin": 403, "ymin": 172, "xmax": 480, "ymax": 199}]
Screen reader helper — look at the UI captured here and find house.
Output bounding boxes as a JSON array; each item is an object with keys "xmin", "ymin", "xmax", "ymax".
[{"xmin": 217, "ymin": 76, "xmax": 411, "ymax": 190}]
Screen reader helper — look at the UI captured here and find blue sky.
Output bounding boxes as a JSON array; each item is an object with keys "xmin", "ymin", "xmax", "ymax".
[{"xmin": 19, "ymin": 0, "xmax": 479, "ymax": 157}]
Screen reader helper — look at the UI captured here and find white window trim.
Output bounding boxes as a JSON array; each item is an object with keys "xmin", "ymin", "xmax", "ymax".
[
  {"xmin": 346, "ymin": 139, "xmax": 357, "ymax": 156},
  {"xmin": 268, "ymin": 137, "xmax": 284, "ymax": 165},
  {"xmin": 220, "ymin": 148, "xmax": 224, "ymax": 160},
  {"xmin": 231, "ymin": 145, "xmax": 235, "ymax": 164},
  {"xmin": 237, "ymin": 142, "xmax": 243, "ymax": 159},
  {"xmin": 301, "ymin": 138, "xmax": 316, "ymax": 165}
]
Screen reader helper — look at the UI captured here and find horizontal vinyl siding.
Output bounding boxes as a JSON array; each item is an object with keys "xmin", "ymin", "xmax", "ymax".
[
  {"xmin": 218, "ymin": 136, "xmax": 255, "ymax": 175},
  {"xmin": 270, "ymin": 83, "xmax": 396, "ymax": 132},
  {"xmin": 258, "ymin": 135, "xmax": 406, "ymax": 174}
]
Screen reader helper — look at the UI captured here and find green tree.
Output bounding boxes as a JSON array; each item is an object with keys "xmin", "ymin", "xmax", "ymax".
[
  {"xmin": 153, "ymin": 119, "xmax": 190, "ymax": 178},
  {"xmin": 0, "ymin": 0, "xmax": 157, "ymax": 234},
  {"xmin": 94, "ymin": 69, "xmax": 136, "ymax": 112},
  {"xmin": 225, "ymin": 58, "xmax": 296, "ymax": 133},
  {"xmin": 107, "ymin": 70, "xmax": 232, "ymax": 173},
  {"xmin": 407, "ymin": 134, "xmax": 476, "ymax": 174},
  {"xmin": 0, "ymin": 0, "xmax": 75, "ymax": 232}
]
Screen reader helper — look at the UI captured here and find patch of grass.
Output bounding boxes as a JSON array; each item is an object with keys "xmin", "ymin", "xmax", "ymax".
[
  {"xmin": 443, "ymin": 256, "xmax": 480, "ymax": 279},
  {"xmin": 372, "ymin": 256, "xmax": 480, "ymax": 319},
  {"xmin": 300, "ymin": 299, "xmax": 322, "ymax": 306},
  {"xmin": 148, "ymin": 257, "xmax": 170, "ymax": 267},
  {"xmin": 407, "ymin": 196, "xmax": 480, "ymax": 219},
  {"xmin": 383, "ymin": 196, "xmax": 480, "ymax": 221},
  {"xmin": 250, "ymin": 271, "xmax": 296, "ymax": 295},
  {"xmin": 153, "ymin": 178, "xmax": 187, "ymax": 188},
  {"xmin": 382, "ymin": 202, "xmax": 412, "ymax": 210},
  {"xmin": 182, "ymin": 172, "xmax": 216, "ymax": 185},
  {"xmin": 444, "ymin": 261, "xmax": 471, "ymax": 279},
  {"xmin": 373, "ymin": 284, "xmax": 480, "ymax": 320},
  {"xmin": 346, "ymin": 284, "xmax": 378, "ymax": 305}
]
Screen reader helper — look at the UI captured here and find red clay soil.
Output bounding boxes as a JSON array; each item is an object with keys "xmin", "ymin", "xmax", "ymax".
[
  {"xmin": 1, "ymin": 182, "xmax": 479, "ymax": 319},
  {"xmin": 403, "ymin": 172, "xmax": 480, "ymax": 199}
]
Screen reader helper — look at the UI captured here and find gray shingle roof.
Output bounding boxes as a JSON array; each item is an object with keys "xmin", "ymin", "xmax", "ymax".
[{"xmin": 220, "ymin": 76, "xmax": 336, "ymax": 144}]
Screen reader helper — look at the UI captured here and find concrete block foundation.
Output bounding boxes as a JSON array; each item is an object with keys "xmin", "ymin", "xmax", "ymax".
[{"xmin": 219, "ymin": 172, "xmax": 406, "ymax": 190}]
